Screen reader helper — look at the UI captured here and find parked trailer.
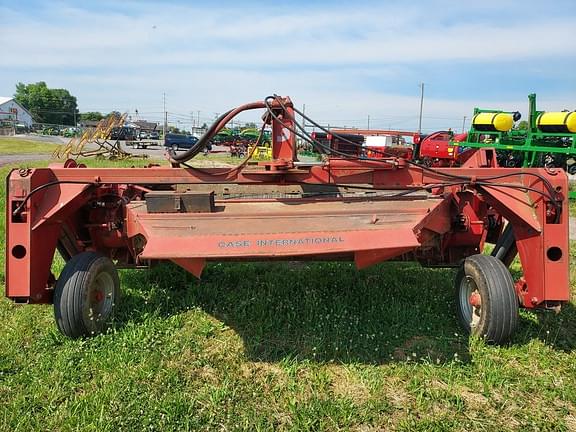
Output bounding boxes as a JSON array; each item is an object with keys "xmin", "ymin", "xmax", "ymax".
[
  {"xmin": 310, "ymin": 131, "xmax": 365, "ymax": 156},
  {"xmin": 330, "ymin": 129, "xmax": 418, "ymax": 160},
  {"xmin": 131, "ymin": 140, "xmax": 158, "ymax": 150},
  {"xmin": 5, "ymin": 96, "xmax": 569, "ymax": 344}
]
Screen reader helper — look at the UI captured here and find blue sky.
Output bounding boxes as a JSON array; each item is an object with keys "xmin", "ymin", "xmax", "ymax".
[{"xmin": 1, "ymin": 0, "xmax": 575, "ymax": 132}]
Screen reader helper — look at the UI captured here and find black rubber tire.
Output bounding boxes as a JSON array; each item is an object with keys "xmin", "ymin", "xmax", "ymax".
[
  {"xmin": 455, "ymin": 254, "xmax": 519, "ymax": 344},
  {"xmin": 54, "ymin": 252, "xmax": 120, "ymax": 338},
  {"xmin": 568, "ymin": 164, "xmax": 576, "ymax": 175}
]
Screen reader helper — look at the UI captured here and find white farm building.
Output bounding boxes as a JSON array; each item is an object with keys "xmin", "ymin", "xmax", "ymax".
[{"xmin": 0, "ymin": 97, "xmax": 34, "ymax": 127}]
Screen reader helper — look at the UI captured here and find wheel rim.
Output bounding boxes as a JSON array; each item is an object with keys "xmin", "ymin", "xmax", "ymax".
[
  {"xmin": 83, "ymin": 271, "xmax": 115, "ymax": 326},
  {"xmin": 459, "ymin": 275, "xmax": 482, "ymax": 329}
]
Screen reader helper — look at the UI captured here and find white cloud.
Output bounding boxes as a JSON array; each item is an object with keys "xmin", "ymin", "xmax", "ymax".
[{"xmin": 2, "ymin": 3, "xmax": 575, "ymax": 68}]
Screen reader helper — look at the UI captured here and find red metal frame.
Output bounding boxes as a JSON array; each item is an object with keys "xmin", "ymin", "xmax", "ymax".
[{"xmin": 4, "ymin": 97, "xmax": 570, "ymax": 315}]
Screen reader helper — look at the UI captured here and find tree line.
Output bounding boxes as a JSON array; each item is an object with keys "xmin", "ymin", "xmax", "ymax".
[{"xmin": 13, "ymin": 82, "xmax": 120, "ymax": 126}]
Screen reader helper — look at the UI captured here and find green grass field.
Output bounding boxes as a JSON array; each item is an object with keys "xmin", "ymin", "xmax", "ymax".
[
  {"xmin": 0, "ymin": 137, "xmax": 60, "ymax": 154},
  {"xmin": 0, "ymin": 159, "xmax": 575, "ymax": 431}
]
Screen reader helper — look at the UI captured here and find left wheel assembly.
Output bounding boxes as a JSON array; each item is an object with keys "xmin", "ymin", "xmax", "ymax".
[{"xmin": 54, "ymin": 251, "xmax": 120, "ymax": 338}]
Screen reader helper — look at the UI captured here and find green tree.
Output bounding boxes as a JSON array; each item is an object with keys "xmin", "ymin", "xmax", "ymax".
[
  {"xmin": 515, "ymin": 120, "xmax": 529, "ymax": 130},
  {"xmin": 14, "ymin": 81, "xmax": 79, "ymax": 126},
  {"xmin": 80, "ymin": 112, "xmax": 104, "ymax": 121}
]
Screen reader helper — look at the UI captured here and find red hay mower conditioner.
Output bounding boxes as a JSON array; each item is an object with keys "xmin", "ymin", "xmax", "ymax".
[{"xmin": 5, "ymin": 96, "xmax": 570, "ymax": 344}]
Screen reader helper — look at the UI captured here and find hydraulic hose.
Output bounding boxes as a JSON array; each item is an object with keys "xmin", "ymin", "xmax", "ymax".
[{"xmin": 169, "ymin": 101, "xmax": 266, "ymax": 163}]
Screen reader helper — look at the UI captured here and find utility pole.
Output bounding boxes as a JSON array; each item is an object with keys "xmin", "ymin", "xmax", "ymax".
[
  {"xmin": 367, "ymin": 115, "xmax": 370, "ymax": 130},
  {"xmin": 461, "ymin": 115, "xmax": 467, "ymax": 133},
  {"xmin": 417, "ymin": 82, "xmax": 424, "ymax": 133},
  {"xmin": 163, "ymin": 92, "xmax": 167, "ymax": 139}
]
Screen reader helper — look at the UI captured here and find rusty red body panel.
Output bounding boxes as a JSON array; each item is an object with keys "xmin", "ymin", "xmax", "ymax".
[{"xmin": 4, "ymin": 96, "xmax": 570, "ymax": 327}]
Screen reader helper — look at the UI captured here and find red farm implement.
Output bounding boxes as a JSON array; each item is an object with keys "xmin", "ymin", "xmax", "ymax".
[{"xmin": 5, "ymin": 96, "xmax": 570, "ymax": 343}]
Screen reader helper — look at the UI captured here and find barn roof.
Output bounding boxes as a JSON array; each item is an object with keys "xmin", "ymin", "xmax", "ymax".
[{"xmin": 0, "ymin": 97, "xmax": 34, "ymax": 119}]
